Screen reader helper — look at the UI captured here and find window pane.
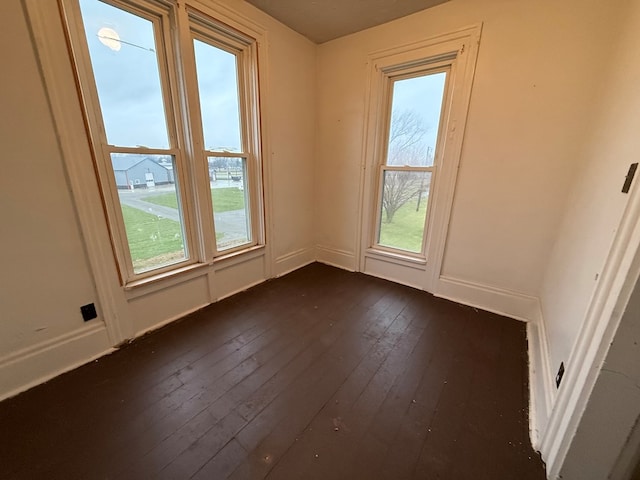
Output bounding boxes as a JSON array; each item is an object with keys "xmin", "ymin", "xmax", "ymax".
[
  {"xmin": 378, "ymin": 170, "xmax": 431, "ymax": 253},
  {"xmin": 193, "ymin": 39, "xmax": 242, "ymax": 152},
  {"xmin": 79, "ymin": 0, "xmax": 170, "ymax": 149},
  {"xmin": 113, "ymin": 154, "xmax": 187, "ymax": 273},
  {"xmin": 208, "ymin": 157, "xmax": 251, "ymax": 250},
  {"xmin": 387, "ymin": 72, "xmax": 447, "ymax": 167}
]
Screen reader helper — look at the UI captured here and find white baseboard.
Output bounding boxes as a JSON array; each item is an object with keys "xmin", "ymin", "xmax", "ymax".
[
  {"xmin": 436, "ymin": 275, "xmax": 542, "ymax": 323},
  {"xmin": 0, "ymin": 323, "xmax": 113, "ymax": 401},
  {"xmin": 274, "ymin": 247, "xmax": 316, "ymax": 277},
  {"xmin": 315, "ymin": 245, "xmax": 357, "ymax": 271},
  {"xmin": 527, "ymin": 319, "xmax": 555, "ymax": 450}
]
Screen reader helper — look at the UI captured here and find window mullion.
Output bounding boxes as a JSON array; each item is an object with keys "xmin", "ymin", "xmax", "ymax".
[
  {"xmin": 157, "ymin": 3, "xmax": 209, "ymax": 265},
  {"xmin": 174, "ymin": 2, "xmax": 218, "ymax": 261}
]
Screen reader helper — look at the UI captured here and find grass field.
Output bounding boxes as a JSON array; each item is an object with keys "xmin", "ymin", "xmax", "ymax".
[
  {"xmin": 121, "ymin": 205, "xmax": 186, "ymax": 272},
  {"xmin": 145, "ymin": 187, "xmax": 245, "ymax": 213},
  {"xmin": 126, "ymin": 186, "xmax": 422, "ymax": 269},
  {"xmin": 378, "ymin": 196, "xmax": 428, "ymax": 253}
]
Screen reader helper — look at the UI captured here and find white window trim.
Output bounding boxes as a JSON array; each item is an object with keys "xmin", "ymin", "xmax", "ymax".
[
  {"xmin": 358, "ymin": 25, "xmax": 482, "ymax": 294},
  {"xmin": 59, "ymin": 0, "xmax": 268, "ymax": 284},
  {"xmin": 23, "ymin": 0, "xmax": 272, "ymax": 344},
  {"xmin": 182, "ymin": 7, "xmax": 264, "ymax": 257},
  {"xmin": 62, "ymin": 0, "xmax": 199, "ymax": 281},
  {"xmin": 371, "ymin": 63, "xmax": 452, "ymax": 260}
]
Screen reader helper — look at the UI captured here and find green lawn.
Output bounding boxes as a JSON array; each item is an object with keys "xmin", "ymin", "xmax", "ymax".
[
  {"xmin": 378, "ymin": 196, "xmax": 428, "ymax": 253},
  {"xmin": 144, "ymin": 187, "xmax": 245, "ymax": 213},
  {"xmin": 121, "ymin": 205, "xmax": 185, "ymax": 272}
]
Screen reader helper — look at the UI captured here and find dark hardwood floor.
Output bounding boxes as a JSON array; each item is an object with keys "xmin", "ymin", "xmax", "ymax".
[{"xmin": 0, "ymin": 263, "xmax": 546, "ymax": 479}]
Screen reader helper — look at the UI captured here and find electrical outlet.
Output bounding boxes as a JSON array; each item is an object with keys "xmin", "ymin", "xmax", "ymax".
[
  {"xmin": 556, "ymin": 362, "xmax": 565, "ymax": 388},
  {"xmin": 80, "ymin": 303, "xmax": 97, "ymax": 322}
]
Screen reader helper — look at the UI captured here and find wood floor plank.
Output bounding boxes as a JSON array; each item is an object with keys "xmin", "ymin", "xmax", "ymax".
[
  {"xmin": 267, "ymin": 296, "xmax": 431, "ymax": 479},
  {"xmin": 0, "ymin": 263, "xmax": 546, "ymax": 480}
]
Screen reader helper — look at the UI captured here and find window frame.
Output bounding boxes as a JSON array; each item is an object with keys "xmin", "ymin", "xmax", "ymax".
[
  {"xmin": 358, "ymin": 26, "xmax": 482, "ymax": 293},
  {"xmin": 371, "ymin": 62, "xmax": 453, "ymax": 260},
  {"xmin": 184, "ymin": 9, "xmax": 264, "ymax": 257},
  {"xmin": 60, "ymin": 0, "xmax": 266, "ymax": 284}
]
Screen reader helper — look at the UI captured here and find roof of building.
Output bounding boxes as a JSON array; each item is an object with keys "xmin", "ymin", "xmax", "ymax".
[{"xmin": 111, "ymin": 156, "xmax": 170, "ymax": 172}]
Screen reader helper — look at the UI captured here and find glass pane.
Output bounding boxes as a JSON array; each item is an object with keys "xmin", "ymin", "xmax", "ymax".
[
  {"xmin": 208, "ymin": 157, "xmax": 251, "ymax": 250},
  {"xmin": 378, "ymin": 170, "xmax": 431, "ymax": 254},
  {"xmin": 387, "ymin": 72, "xmax": 447, "ymax": 167},
  {"xmin": 113, "ymin": 154, "xmax": 187, "ymax": 273},
  {"xmin": 79, "ymin": 0, "xmax": 170, "ymax": 149},
  {"xmin": 193, "ymin": 39, "xmax": 242, "ymax": 152}
]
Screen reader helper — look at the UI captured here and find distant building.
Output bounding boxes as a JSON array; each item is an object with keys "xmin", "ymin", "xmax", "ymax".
[{"xmin": 111, "ymin": 155, "xmax": 174, "ymax": 189}]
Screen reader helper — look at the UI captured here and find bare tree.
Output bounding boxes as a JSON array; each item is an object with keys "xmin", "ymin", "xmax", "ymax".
[
  {"xmin": 381, "ymin": 111, "xmax": 431, "ymax": 223},
  {"xmin": 387, "ymin": 111, "xmax": 426, "ymax": 166},
  {"xmin": 381, "ymin": 171, "xmax": 426, "ymax": 223}
]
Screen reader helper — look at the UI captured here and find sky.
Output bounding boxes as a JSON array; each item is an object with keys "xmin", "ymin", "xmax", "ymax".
[
  {"xmin": 388, "ymin": 72, "xmax": 447, "ymax": 167},
  {"xmin": 79, "ymin": 0, "xmax": 241, "ymax": 152},
  {"xmin": 78, "ymin": 0, "xmax": 445, "ymax": 159}
]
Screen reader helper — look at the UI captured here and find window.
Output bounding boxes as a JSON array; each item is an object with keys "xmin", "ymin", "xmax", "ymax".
[
  {"xmin": 374, "ymin": 68, "xmax": 449, "ymax": 256},
  {"xmin": 63, "ymin": 0, "xmax": 263, "ymax": 282},
  {"xmin": 360, "ymin": 27, "xmax": 480, "ymax": 292}
]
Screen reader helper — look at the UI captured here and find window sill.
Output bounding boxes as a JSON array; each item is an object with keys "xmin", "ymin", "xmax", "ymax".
[
  {"xmin": 123, "ymin": 245, "xmax": 266, "ymax": 299},
  {"xmin": 365, "ymin": 247, "xmax": 427, "ymax": 269},
  {"xmin": 124, "ymin": 262, "xmax": 209, "ymax": 293}
]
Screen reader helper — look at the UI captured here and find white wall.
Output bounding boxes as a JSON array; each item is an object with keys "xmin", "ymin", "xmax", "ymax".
[
  {"xmin": 264, "ymin": 16, "xmax": 317, "ymax": 274},
  {"xmin": 537, "ymin": 0, "xmax": 640, "ymax": 476},
  {"xmin": 0, "ymin": 0, "xmax": 317, "ymax": 400},
  {"xmin": 540, "ymin": 0, "xmax": 638, "ymax": 382},
  {"xmin": 0, "ymin": 0, "xmax": 112, "ymax": 391},
  {"xmin": 315, "ymin": 0, "xmax": 622, "ymax": 297}
]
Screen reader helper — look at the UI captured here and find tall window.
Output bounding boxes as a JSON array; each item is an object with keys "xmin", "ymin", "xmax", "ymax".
[
  {"xmin": 64, "ymin": 0, "xmax": 264, "ymax": 282},
  {"xmin": 374, "ymin": 68, "xmax": 449, "ymax": 256}
]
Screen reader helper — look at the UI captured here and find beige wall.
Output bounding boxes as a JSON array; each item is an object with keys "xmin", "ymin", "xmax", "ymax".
[
  {"xmin": 540, "ymin": 0, "xmax": 637, "ymax": 378},
  {"xmin": 0, "ymin": 1, "xmax": 99, "ymax": 356},
  {"xmin": 540, "ymin": 1, "xmax": 640, "ymax": 477},
  {"xmin": 315, "ymin": 0, "xmax": 622, "ymax": 295}
]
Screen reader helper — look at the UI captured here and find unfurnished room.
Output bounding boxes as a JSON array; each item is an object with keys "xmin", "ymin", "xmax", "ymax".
[{"xmin": 2, "ymin": 0, "xmax": 640, "ymax": 479}]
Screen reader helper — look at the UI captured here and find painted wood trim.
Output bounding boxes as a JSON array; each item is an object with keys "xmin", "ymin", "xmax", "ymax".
[
  {"xmin": 358, "ymin": 24, "xmax": 483, "ymax": 293},
  {"xmin": 23, "ymin": 0, "xmax": 132, "ymax": 344},
  {"xmin": 316, "ymin": 245, "xmax": 357, "ymax": 272},
  {"xmin": 540, "ymin": 179, "xmax": 640, "ymax": 478},
  {"xmin": 527, "ymin": 319, "xmax": 555, "ymax": 450},
  {"xmin": 0, "ymin": 324, "xmax": 113, "ymax": 401},
  {"xmin": 436, "ymin": 275, "xmax": 542, "ymax": 323},
  {"xmin": 274, "ymin": 248, "xmax": 316, "ymax": 277}
]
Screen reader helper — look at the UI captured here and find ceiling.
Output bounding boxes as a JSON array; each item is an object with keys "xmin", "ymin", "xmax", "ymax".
[{"xmin": 244, "ymin": 0, "xmax": 450, "ymax": 44}]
